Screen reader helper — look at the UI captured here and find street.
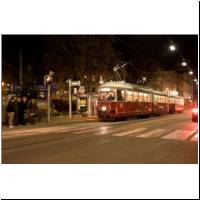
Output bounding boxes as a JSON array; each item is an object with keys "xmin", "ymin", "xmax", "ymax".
[{"xmin": 2, "ymin": 111, "xmax": 198, "ymax": 164}]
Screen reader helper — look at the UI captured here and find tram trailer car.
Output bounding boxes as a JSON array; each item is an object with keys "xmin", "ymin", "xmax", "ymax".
[{"xmin": 97, "ymin": 81, "xmax": 184, "ymax": 120}]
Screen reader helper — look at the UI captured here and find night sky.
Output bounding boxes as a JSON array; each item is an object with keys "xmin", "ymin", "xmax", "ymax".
[{"xmin": 2, "ymin": 35, "xmax": 198, "ymax": 81}]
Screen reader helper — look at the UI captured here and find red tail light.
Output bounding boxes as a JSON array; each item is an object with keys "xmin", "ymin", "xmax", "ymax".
[{"xmin": 192, "ymin": 108, "xmax": 198, "ymax": 114}]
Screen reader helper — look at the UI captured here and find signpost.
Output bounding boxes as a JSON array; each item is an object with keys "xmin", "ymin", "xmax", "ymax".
[
  {"xmin": 68, "ymin": 79, "xmax": 72, "ymax": 119},
  {"xmin": 47, "ymin": 83, "xmax": 51, "ymax": 123}
]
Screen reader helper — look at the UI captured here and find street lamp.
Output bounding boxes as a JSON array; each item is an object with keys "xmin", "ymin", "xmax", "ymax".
[
  {"xmin": 169, "ymin": 44, "xmax": 176, "ymax": 51},
  {"xmin": 2, "ymin": 82, "xmax": 5, "ymax": 87},
  {"xmin": 44, "ymin": 71, "xmax": 54, "ymax": 123},
  {"xmin": 142, "ymin": 77, "xmax": 147, "ymax": 82},
  {"xmin": 194, "ymin": 78, "xmax": 197, "ymax": 82},
  {"xmin": 181, "ymin": 61, "xmax": 187, "ymax": 66},
  {"xmin": 99, "ymin": 75, "xmax": 104, "ymax": 85},
  {"xmin": 189, "ymin": 70, "xmax": 193, "ymax": 75}
]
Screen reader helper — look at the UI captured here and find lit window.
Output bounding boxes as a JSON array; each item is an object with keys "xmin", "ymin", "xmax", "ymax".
[
  {"xmin": 139, "ymin": 92, "xmax": 143, "ymax": 102},
  {"xmin": 143, "ymin": 93, "xmax": 148, "ymax": 102},
  {"xmin": 127, "ymin": 90, "xmax": 133, "ymax": 101},
  {"xmin": 133, "ymin": 92, "xmax": 139, "ymax": 102}
]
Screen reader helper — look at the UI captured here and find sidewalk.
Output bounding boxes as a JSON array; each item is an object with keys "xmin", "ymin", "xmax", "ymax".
[{"xmin": 2, "ymin": 115, "xmax": 99, "ymax": 132}]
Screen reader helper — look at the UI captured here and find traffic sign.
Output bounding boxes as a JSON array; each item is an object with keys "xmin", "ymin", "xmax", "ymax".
[{"xmin": 71, "ymin": 81, "xmax": 81, "ymax": 86}]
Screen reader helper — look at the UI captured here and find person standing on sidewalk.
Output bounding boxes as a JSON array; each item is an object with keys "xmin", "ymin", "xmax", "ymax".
[
  {"xmin": 17, "ymin": 96, "xmax": 27, "ymax": 125},
  {"xmin": 14, "ymin": 96, "xmax": 20, "ymax": 126},
  {"xmin": 28, "ymin": 99, "xmax": 39, "ymax": 125},
  {"xmin": 6, "ymin": 96, "xmax": 16, "ymax": 128},
  {"xmin": 22, "ymin": 96, "xmax": 28, "ymax": 124}
]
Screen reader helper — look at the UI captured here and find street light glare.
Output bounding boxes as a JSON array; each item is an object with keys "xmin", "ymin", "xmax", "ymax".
[
  {"xmin": 169, "ymin": 44, "xmax": 176, "ymax": 51},
  {"xmin": 189, "ymin": 71, "xmax": 193, "ymax": 75},
  {"xmin": 181, "ymin": 62, "xmax": 187, "ymax": 66},
  {"xmin": 194, "ymin": 79, "xmax": 197, "ymax": 82},
  {"xmin": 142, "ymin": 77, "xmax": 147, "ymax": 82}
]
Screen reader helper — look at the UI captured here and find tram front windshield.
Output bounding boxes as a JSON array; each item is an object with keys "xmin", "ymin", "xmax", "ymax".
[{"xmin": 98, "ymin": 90, "xmax": 116, "ymax": 101}]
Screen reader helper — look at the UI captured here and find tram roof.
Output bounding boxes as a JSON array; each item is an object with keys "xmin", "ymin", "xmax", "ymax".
[
  {"xmin": 99, "ymin": 81, "xmax": 153, "ymax": 92},
  {"xmin": 99, "ymin": 81, "xmax": 184, "ymax": 98}
]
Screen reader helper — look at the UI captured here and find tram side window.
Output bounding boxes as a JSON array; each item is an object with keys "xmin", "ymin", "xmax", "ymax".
[
  {"xmin": 161, "ymin": 96, "xmax": 164, "ymax": 103},
  {"xmin": 159, "ymin": 96, "xmax": 162, "ymax": 103},
  {"xmin": 165, "ymin": 96, "xmax": 167, "ymax": 103},
  {"xmin": 154, "ymin": 95, "xmax": 157, "ymax": 103},
  {"xmin": 98, "ymin": 91, "xmax": 115, "ymax": 101},
  {"xmin": 157, "ymin": 95, "xmax": 161, "ymax": 103},
  {"xmin": 117, "ymin": 90, "xmax": 125, "ymax": 101},
  {"xmin": 139, "ymin": 92, "xmax": 143, "ymax": 102},
  {"xmin": 160, "ymin": 96, "xmax": 163, "ymax": 103},
  {"xmin": 180, "ymin": 98, "xmax": 184, "ymax": 105},
  {"xmin": 133, "ymin": 92, "xmax": 139, "ymax": 102},
  {"xmin": 143, "ymin": 93, "xmax": 148, "ymax": 102},
  {"xmin": 176, "ymin": 98, "xmax": 184, "ymax": 105},
  {"xmin": 148, "ymin": 93, "xmax": 152, "ymax": 102},
  {"xmin": 163, "ymin": 96, "xmax": 166, "ymax": 103},
  {"xmin": 127, "ymin": 90, "xmax": 133, "ymax": 102}
]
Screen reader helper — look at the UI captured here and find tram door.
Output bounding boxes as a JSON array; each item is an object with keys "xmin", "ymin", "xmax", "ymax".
[
  {"xmin": 116, "ymin": 89, "xmax": 125, "ymax": 116},
  {"xmin": 90, "ymin": 97, "xmax": 98, "ymax": 115}
]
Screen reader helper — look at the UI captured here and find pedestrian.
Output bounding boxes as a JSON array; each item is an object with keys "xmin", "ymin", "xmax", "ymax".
[
  {"xmin": 14, "ymin": 96, "xmax": 21, "ymax": 126},
  {"xmin": 6, "ymin": 96, "xmax": 16, "ymax": 128},
  {"xmin": 28, "ymin": 99, "xmax": 39, "ymax": 124},
  {"xmin": 17, "ymin": 96, "xmax": 27, "ymax": 125},
  {"xmin": 22, "ymin": 96, "xmax": 28, "ymax": 124}
]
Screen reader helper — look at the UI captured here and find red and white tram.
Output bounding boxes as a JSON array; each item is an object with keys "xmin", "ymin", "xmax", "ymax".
[{"xmin": 97, "ymin": 81, "xmax": 184, "ymax": 120}]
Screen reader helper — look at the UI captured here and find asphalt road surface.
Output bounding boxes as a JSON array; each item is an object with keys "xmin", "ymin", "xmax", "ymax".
[{"xmin": 2, "ymin": 112, "xmax": 198, "ymax": 164}]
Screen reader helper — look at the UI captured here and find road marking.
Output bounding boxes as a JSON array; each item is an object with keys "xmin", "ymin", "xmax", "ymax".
[
  {"xmin": 113, "ymin": 128, "xmax": 148, "ymax": 137},
  {"xmin": 94, "ymin": 126, "xmax": 112, "ymax": 135},
  {"xmin": 3, "ymin": 125, "xmax": 76, "ymax": 134},
  {"xmin": 161, "ymin": 130, "xmax": 195, "ymax": 140},
  {"xmin": 136, "ymin": 128, "xmax": 166, "ymax": 138}
]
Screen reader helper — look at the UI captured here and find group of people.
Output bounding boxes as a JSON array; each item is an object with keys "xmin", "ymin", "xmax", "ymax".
[{"xmin": 6, "ymin": 96, "xmax": 39, "ymax": 128}]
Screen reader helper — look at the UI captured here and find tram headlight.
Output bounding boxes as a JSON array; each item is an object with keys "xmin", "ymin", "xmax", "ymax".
[{"xmin": 101, "ymin": 106, "xmax": 107, "ymax": 111}]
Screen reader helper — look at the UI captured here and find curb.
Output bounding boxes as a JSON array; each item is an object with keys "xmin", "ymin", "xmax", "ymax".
[{"xmin": 2, "ymin": 116, "xmax": 99, "ymax": 132}]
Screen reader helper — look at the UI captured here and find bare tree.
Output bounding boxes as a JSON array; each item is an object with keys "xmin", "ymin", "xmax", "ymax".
[{"xmin": 43, "ymin": 36, "xmax": 121, "ymax": 90}]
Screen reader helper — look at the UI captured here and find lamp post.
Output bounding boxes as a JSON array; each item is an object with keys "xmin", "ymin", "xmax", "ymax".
[
  {"xmin": 189, "ymin": 70, "xmax": 193, "ymax": 75},
  {"xmin": 44, "ymin": 71, "xmax": 54, "ymax": 123}
]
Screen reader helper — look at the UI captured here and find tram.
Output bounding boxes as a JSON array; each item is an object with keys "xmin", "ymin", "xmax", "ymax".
[{"xmin": 97, "ymin": 81, "xmax": 184, "ymax": 120}]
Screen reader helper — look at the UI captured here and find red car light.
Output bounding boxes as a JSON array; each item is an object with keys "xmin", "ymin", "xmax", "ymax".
[{"xmin": 192, "ymin": 108, "xmax": 198, "ymax": 114}]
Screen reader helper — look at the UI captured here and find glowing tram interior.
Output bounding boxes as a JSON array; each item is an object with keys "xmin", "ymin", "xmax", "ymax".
[{"xmin": 97, "ymin": 81, "xmax": 184, "ymax": 120}]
